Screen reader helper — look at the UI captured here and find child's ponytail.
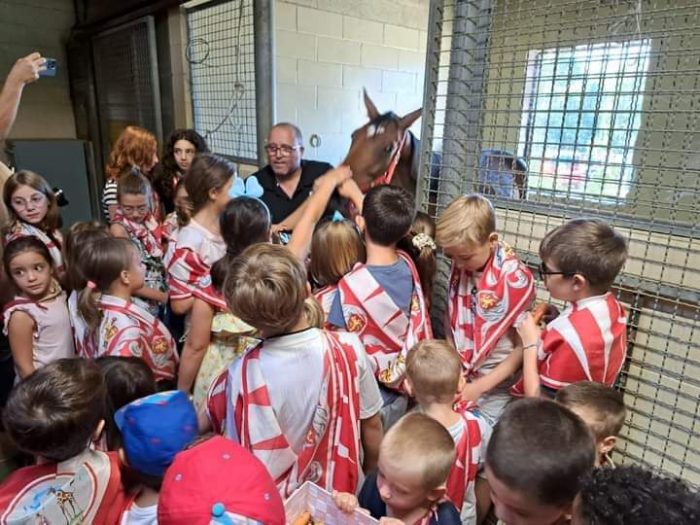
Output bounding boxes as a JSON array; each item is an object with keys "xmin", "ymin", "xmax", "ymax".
[
  {"xmin": 398, "ymin": 212, "xmax": 437, "ymax": 308},
  {"xmin": 76, "ymin": 237, "xmax": 134, "ymax": 332}
]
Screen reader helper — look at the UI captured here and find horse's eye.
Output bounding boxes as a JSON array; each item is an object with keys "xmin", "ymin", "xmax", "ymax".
[{"xmin": 385, "ymin": 145, "xmax": 394, "ymax": 154}]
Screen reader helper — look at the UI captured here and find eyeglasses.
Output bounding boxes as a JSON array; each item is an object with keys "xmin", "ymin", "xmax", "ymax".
[
  {"xmin": 265, "ymin": 144, "xmax": 300, "ymax": 157},
  {"xmin": 11, "ymin": 194, "xmax": 46, "ymax": 210},
  {"xmin": 122, "ymin": 205, "xmax": 149, "ymax": 215},
  {"xmin": 538, "ymin": 262, "xmax": 578, "ymax": 280}
]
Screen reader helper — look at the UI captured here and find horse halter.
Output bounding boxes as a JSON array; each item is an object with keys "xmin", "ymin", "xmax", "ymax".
[{"xmin": 372, "ymin": 130, "xmax": 408, "ymax": 188}]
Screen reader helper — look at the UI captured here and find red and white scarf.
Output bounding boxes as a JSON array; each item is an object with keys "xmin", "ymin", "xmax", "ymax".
[
  {"xmin": 97, "ymin": 294, "xmax": 178, "ymax": 381},
  {"xmin": 445, "ymin": 412, "xmax": 483, "ymax": 511},
  {"xmin": 337, "ymin": 252, "xmax": 432, "ymax": 391},
  {"xmin": 313, "ymin": 284, "xmax": 338, "ymax": 326},
  {"xmin": 5, "ymin": 221, "xmax": 64, "ymax": 273},
  {"xmin": 446, "ymin": 241, "xmax": 534, "ymax": 377},
  {"xmin": 112, "ymin": 208, "xmax": 164, "ymax": 259},
  {"xmin": 232, "ymin": 332, "xmax": 362, "ymax": 497}
]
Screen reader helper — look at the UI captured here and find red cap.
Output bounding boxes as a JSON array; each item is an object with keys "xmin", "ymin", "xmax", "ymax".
[{"xmin": 158, "ymin": 436, "xmax": 285, "ymax": 525}]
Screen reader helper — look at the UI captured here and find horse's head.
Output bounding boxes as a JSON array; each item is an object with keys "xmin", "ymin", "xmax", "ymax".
[{"xmin": 344, "ymin": 90, "xmax": 422, "ymax": 190}]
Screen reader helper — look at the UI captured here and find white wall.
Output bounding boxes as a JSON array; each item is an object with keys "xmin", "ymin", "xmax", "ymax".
[
  {"xmin": 0, "ymin": 0, "xmax": 76, "ymax": 139},
  {"xmin": 274, "ymin": 0, "xmax": 429, "ymax": 165}
]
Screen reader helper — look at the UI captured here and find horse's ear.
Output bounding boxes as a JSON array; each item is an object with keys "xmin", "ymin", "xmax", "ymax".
[
  {"xmin": 399, "ymin": 107, "xmax": 422, "ymax": 131},
  {"xmin": 363, "ymin": 89, "xmax": 381, "ymax": 120}
]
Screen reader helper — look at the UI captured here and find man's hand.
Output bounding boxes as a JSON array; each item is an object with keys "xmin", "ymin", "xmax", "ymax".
[{"xmin": 7, "ymin": 53, "xmax": 46, "ymax": 86}]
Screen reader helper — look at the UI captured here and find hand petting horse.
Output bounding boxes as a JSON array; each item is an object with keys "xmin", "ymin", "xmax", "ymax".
[{"xmin": 343, "ymin": 90, "xmax": 422, "ymax": 196}]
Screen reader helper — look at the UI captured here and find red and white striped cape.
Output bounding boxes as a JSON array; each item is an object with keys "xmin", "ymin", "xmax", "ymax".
[
  {"xmin": 166, "ymin": 220, "xmax": 226, "ymax": 310},
  {"xmin": 512, "ymin": 292, "xmax": 628, "ymax": 394},
  {"xmin": 336, "ymin": 251, "xmax": 432, "ymax": 391},
  {"xmin": 111, "ymin": 208, "xmax": 164, "ymax": 259},
  {"xmin": 446, "ymin": 241, "xmax": 534, "ymax": 378},
  {"xmin": 223, "ymin": 331, "xmax": 362, "ymax": 497},
  {"xmin": 313, "ymin": 284, "xmax": 338, "ymax": 327},
  {"xmin": 4, "ymin": 221, "xmax": 64, "ymax": 274},
  {"xmin": 445, "ymin": 411, "xmax": 484, "ymax": 513},
  {"xmin": 96, "ymin": 294, "xmax": 178, "ymax": 381}
]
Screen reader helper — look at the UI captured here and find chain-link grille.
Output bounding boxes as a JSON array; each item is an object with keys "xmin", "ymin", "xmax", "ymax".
[
  {"xmin": 186, "ymin": 0, "xmax": 258, "ymax": 163},
  {"xmin": 418, "ymin": 0, "xmax": 699, "ymax": 484},
  {"xmin": 92, "ymin": 17, "xmax": 162, "ymax": 171}
]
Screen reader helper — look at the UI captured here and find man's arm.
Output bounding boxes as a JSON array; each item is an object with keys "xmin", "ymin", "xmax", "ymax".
[{"xmin": 0, "ymin": 53, "xmax": 46, "ymax": 140}]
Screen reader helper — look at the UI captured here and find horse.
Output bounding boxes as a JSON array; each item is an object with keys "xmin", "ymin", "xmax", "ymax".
[{"xmin": 343, "ymin": 90, "xmax": 422, "ymax": 198}]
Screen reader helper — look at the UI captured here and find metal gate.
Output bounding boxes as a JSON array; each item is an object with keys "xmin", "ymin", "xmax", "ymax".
[
  {"xmin": 417, "ymin": 0, "xmax": 700, "ymax": 484},
  {"xmin": 92, "ymin": 17, "xmax": 163, "ymax": 168}
]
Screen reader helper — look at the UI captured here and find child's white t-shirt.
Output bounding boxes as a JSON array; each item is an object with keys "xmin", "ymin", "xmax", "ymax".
[{"xmin": 120, "ymin": 502, "xmax": 157, "ymax": 525}]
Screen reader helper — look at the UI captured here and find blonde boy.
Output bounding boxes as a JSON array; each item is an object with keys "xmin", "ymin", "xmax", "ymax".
[
  {"xmin": 334, "ymin": 412, "xmax": 461, "ymax": 524},
  {"xmin": 556, "ymin": 381, "xmax": 627, "ymax": 467},
  {"xmin": 514, "ymin": 219, "xmax": 628, "ymax": 398},
  {"xmin": 405, "ymin": 340, "xmax": 491, "ymax": 525},
  {"xmin": 436, "ymin": 194, "xmax": 535, "ymax": 424}
]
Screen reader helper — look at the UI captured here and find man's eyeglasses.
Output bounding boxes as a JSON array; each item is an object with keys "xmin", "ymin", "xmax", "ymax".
[
  {"xmin": 265, "ymin": 144, "xmax": 300, "ymax": 157},
  {"xmin": 538, "ymin": 262, "xmax": 578, "ymax": 280}
]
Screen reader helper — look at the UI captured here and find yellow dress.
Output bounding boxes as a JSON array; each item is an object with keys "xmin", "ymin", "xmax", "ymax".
[{"xmin": 192, "ymin": 311, "xmax": 259, "ymax": 409}]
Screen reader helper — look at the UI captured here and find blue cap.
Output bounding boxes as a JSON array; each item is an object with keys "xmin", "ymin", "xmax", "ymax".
[{"xmin": 115, "ymin": 390, "xmax": 198, "ymax": 477}]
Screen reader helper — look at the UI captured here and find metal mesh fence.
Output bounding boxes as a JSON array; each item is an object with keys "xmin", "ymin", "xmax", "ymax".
[
  {"xmin": 418, "ymin": 0, "xmax": 700, "ymax": 484},
  {"xmin": 92, "ymin": 17, "xmax": 162, "ymax": 170},
  {"xmin": 186, "ymin": 0, "xmax": 258, "ymax": 163}
]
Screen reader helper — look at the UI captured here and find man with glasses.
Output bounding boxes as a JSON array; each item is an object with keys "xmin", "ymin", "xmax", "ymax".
[{"xmin": 253, "ymin": 122, "xmax": 343, "ymax": 230}]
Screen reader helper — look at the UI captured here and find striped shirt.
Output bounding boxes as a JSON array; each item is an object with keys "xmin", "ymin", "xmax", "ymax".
[{"xmin": 102, "ymin": 179, "xmax": 118, "ymax": 221}]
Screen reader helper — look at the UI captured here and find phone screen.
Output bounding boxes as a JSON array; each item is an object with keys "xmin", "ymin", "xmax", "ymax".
[{"xmin": 39, "ymin": 58, "xmax": 57, "ymax": 77}]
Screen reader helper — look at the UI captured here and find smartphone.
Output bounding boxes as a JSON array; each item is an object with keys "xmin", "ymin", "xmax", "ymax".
[{"xmin": 39, "ymin": 58, "xmax": 57, "ymax": 77}]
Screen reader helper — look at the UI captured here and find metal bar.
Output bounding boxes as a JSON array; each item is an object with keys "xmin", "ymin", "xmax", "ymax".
[{"xmin": 253, "ymin": 0, "xmax": 275, "ymax": 165}]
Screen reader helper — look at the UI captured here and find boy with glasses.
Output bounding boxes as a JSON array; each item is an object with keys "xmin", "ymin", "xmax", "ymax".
[{"xmin": 514, "ymin": 218, "xmax": 628, "ymax": 398}]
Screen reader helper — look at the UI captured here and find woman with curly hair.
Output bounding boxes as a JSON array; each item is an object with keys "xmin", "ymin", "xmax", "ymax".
[
  {"xmin": 102, "ymin": 125, "xmax": 159, "ymax": 222},
  {"xmin": 152, "ymin": 129, "xmax": 208, "ymax": 215}
]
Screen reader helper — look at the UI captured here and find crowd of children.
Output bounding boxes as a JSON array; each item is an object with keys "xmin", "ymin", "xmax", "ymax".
[{"xmin": 0, "ymin": 124, "xmax": 696, "ymax": 524}]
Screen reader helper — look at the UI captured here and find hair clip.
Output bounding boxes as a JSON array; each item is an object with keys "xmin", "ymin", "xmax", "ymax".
[
  {"xmin": 331, "ymin": 210, "xmax": 345, "ymax": 222},
  {"xmin": 412, "ymin": 232, "xmax": 436, "ymax": 251},
  {"xmin": 229, "ymin": 176, "xmax": 264, "ymax": 199},
  {"xmin": 86, "ymin": 280, "xmax": 97, "ymax": 290}
]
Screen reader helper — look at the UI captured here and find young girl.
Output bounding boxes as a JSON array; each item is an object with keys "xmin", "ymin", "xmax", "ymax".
[
  {"xmin": 167, "ymin": 153, "xmax": 233, "ymax": 317},
  {"xmin": 103, "ymin": 125, "xmax": 159, "ymax": 222},
  {"xmin": 78, "ymin": 237, "xmax": 178, "ymax": 382},
  {"xmin": 110, "ymin": 170, "xmax": 168, "ymax": 317},
  {"xmin": 310, "ymin": 217, "xmax": 366, "ymax": 321},
  {"xmin": 162, "ymin": 178, "xmax": 192, "ymax": 267},
  {"xmin": 63, "ymin": 221, "xmax": 111, "ymax": 357},
  {"xmin": 177, "ymin": 196, "xmax": 267, "ymax": 407},
  {"xmin": 3, "ymin": 170, "xmax": 65, "ymax": 278},
  {"xmin": 398, "ymin": 210, "xmax": 438, "ymax": 310},
  {"xmin": 2, "ymin": 236, "xmax": 74, "ymax": 380}
]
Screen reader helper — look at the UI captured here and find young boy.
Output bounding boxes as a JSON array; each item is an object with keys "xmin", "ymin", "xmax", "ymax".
[
  {"xmin": 436, "ymin": 194, "xmax": 535, "ymax": 424},
  {"xmin": 206, "ymin": 243, "xmax": 383, "ymax": 497},
  {"xmin": 334, "ymin": 412, "xmax": 461, "ymax": 524},
  {"xmin": 486, "ymin": 398, "xmax": 596, "ymax": 525},
  {"xmin": 572, "ymin": 465, "xmax": 700, "ymax": 525},
  {"xmin": 111, "ymin": 169, "xmax": 168, "ymax": 316},
  {"xmin": 158, "ymin": 436, "xmax": 285, "ymax": 525},
  {"xmin": 328, "ymin": 185, "xmax": 432, "ymax": 425},
  {"xmin": 514, "ymin": 219, "xmax": 628, "ymax": 398},
  {"xmin": 0, "ymin": 359, "xmax": 130, "ymax": 523},
  {"xmin": 556, "ymin": 381, "xmax": 627, "ymax": 467},
  {"xmin": 116, "ymin": 390, "xmax": 198, "ymax": 524},
  {"xmin": 405, "ymin": 340, "xmax": 491, "ymax": 524}
]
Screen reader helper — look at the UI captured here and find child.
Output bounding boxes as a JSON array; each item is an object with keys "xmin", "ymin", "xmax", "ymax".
[
  {"xmin": 556, "ymin": 381, "xmax": 627, "ymax": 467},
  {"xmin": 3, "ymin": 170, "xmax": 65, "ymax": 277},
  {"xmin": 162, "ymin": 178, "xmax": 192, "ymax": 267},
  {"xmin": 486, "ymin": 398, "xmax": 595, "ymax": 525},
  {"xmin": 177, "ymin": 196, "xmax": 264, "ymax": 407},
  {"xmin": 206, "ymin": 243, "xmax": 383, "ymax": 497},
  {"xmin": 116, "ymin": 390, "xmax": 198, "ymax": 524},
  {"xmin": 436, "ymin": 194, "xmax": 535, "ymax": 424},
  {"xmin": 96, "ymin": 355, "xmax": 157, "ymax": 450},
  {"xmin": 63, "ymin": 221, "xmax": 111, "ymax": 357},
  {"xmin": 0, "ymin": 359, "xmax": 129, "ymax": 522},
  {"xmin": 78, "ymin": 237, "xmax": 178, "ymax": 382},
  {"xmin": 334, "ymin": 412, "xmax": 462, "ymax": 524},
  {"xmin": 514, "ymin": 219, "xmax": 628, "ymax": 398},
  {"xmin": 157, "ymin": 436, "xmax": 285, "ymax": 525},
  {"xmin": 111, "ymin": 169, "xmax": 168, "ymax": 317},
  {"xmin": 405, "ymin": 340, "xmax": 490, "ymax": 524},
  {"xmin": 573, "ymin": 465, "xmax": 700, "ymax": 525},
  {"xmin": 328, "ymin": 185, "xmax": 433, "ymax": 424},
  {"xmin": 167, "ymin": 153, "xmax": 233, "ymax": 317},
  {"xmin": 398, "ymin": 210, "xmax": 438, "ymax": 309},
  {"xmin": 310, "ymin": 216, "xmax": 366, "ymax": 320},
  {"xmin": 2, "ymin": 236, "xmax": 74, "ymax": 380}
]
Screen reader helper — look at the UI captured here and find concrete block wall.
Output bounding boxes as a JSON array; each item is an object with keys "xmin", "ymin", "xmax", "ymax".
[
  {"xmin": 0, "ymin": 0, "xmax": 76, "ymax": 140},
  {"xmin": 274, "ymin": 0, "xmax": 429, "ymax": 165}
]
